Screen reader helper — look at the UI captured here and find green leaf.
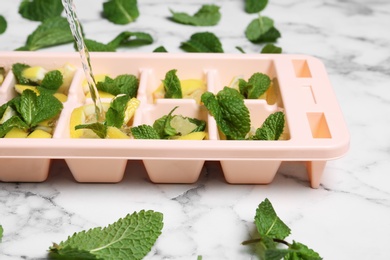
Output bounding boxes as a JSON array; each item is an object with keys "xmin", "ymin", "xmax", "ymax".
[
  {"xmin": 236, "ymin": 46, "xmax": 246, "ymax": 53},
  {"xmin": 245, "ymin": 0, "xmax": 268, "ymax": 13},
  {"xmin": 285, "ymin": 241, "xmax": 322, "ymax": 260},
  {"xmin": 0, "ymin": 15, "xmax": 7, "ymax": 35},
  {"xmin": 261, "ymin": 43, "xmax": 282, "ymax": 54},
  {"xmin": 245, "ymin": 16, "xmax": 274, "ymax": 43},
  {"xmin": 18, "ymin": 0, "xmax": 63, "ymax": 22},
  {"xmin": 131, "ymin": 125, "xmax": 160, "ymax": 139},
  {"xmin": 162, "ymin": 69, "xmax": 182, "ymax": 99},
  {"xmin": 16, "ymin": 17, "xmax": 73, "ymax": 51},
  {"xmin": 256, "ymin": 27, "xmax": 281, "ymax": 43},
  {"xmin": 105, "ymin": 95, "xmax": 131, "ymax": 128},
  {"xmin": 49, "ymin": 210, "xmax": 163, "ymax": 260},
  {"xmin": 255, "ymin": 198, "xmax": 291, "ymax": 240},
  {"xmin": 181, "ymin": 32, "xmax": 224, "ymax": 53},
  {"xmin": 202, "ymin": 87, "xmax": 250, "ymax": 140},
  {"xmin": 12, "ymin": 63, "xmax": 36, "ymax": 85},
  {"xmin": 96, "ymin": 74, "xmax": 138, "ymax": 97},
  {"xmin": 108, "ymin": 31, "xmax": 154, "ymax": 48},
  {"xmin": 153, "ymin": 46, "xmax": 168, "ymax": 52},
  {"xmin": 246, "ymin": 72, "xmax": 271, "ymax": 99},
  {"xmin": 103, "ymin": 0, "xmax": 139, "ymax": 25},
  {"xmin": 84, "ymin": 39, "xmax": 117, "ymax": 52},
  {"xmin": 263, "ymin": 248, "xmax": 290, "ymax": 260},
  {"xmin": 75, "ymin": 122, "xmax": 107, "ymax": 139},
  {"xmin": 39, "ymin": 70, "xmax": 63, "ymax": 94},
  {"xmin": 170, "ymin": 4, "xmax": 221, "ymax": 26},
  {"xmin": 0, "ymin": 116, "xmax": 29, "ymax": 138},
  {"xmin": 0, "ymin": 225, "xmax": 3, "ymax": 241},
  {"xmin": 20, "ymin": 89, "xmax": 38, "ymax": 126},
  {"xmin": 32, "ymin": 93, "xmax": 63, "ymax": 126},
  {"xmin": 255, "ymin": 111, "xmax": 285, "ymax": 140},
  {"xmin": 152, "ymin": 107, "xmax": 179, "ymax": 139}
]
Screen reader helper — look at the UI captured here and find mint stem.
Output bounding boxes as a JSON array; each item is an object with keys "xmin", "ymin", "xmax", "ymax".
[{"xmin": 242, "ymin": 237, "xmax": 290, "ymax": 247}]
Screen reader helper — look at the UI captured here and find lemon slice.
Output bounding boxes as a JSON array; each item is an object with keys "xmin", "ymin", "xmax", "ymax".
[
  {"xmin": 54, "ymin": 93, "xmax": 68, "ymax": 103},
  {"xmin": 170, "ymin": 115, "xmax": 197, "ymax": 136},
  {"xmin": 176, "ymin": 131, "xmax": 206, "ymax": 140},
  {"xmin": 181, "ymin": 79, "xmax": 206, "ymax": 104},
  {"xmin": 82, "ymin": 74, "xmax": 107, "ymax": 94},
  {"xmin": 106, "ymin": 126, "xmax": 130, "ymax": 139},
  {"xmin": 58, "ymin": 63, "xmax": 77, "ymax": 94},
  {"xmin": 69, "ymin": 103, "xmax": 110, "ymax": 138},
  {"xmin": 4, "ymin": 127, "xmax": 28, "ymax": 138},
  {"xmin": 86, "ymin": 90, "xmax": 115, "ymax": 99},
  {"xmin": 14, "ymin": 84, "xmax": 39, "ymax": 95},
  {"xmin": 123, "ymin": 97, "xmax": 140, "ymax": 126},
  {"xmin": 228, "ymin": 75, "xmax": 243, "ymax": 91},
  {"xmin": 27, "ymin": 129, "xmax": 52, "ymax": 138},
  {"xmin": 0, "ymin": 74, "xmax": 4, "ymax": 85},
  {"xmin": 0, "ymin": 106, "xmax": 16, "ymax": 124},
  {"xmin": 22, "ymin": 66, "xmax": 47, "ymax": 83}
]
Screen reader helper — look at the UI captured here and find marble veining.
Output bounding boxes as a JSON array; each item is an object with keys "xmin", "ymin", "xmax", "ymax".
[{"xmin": 1, "ymin": 0, "xmax": 390, "ymax": 259}]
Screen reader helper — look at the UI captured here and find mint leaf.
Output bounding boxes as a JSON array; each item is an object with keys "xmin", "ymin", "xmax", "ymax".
[
  {"xmin": 170, "ymin": 4, "xmax": 221, "ymax": 26},
  {"xmin": 96, "ymin": 74, "xmax": 138, "ymax": 97},
  {"xmin": 15, "ymin": 17, "xmax": 73, "ymax": 51},
  {"xmin": 0, "ymin": 225, "xmax": 3, "ymax": 241},
  {"xmin": 18, "ymin": 0, "xmax": 63, "ymax": 22},
  {"xmin": 202, "ymin": 87, "xmax": 250, "ymax": 140},
  {"xmin": 245, "ymin": 72, "xmax": 271, "ymax": 99},
  {"xmin": 256, "ymin": 27, "xmax": 281, "ymax": 43},
  {"xmin": 261, "ymin": 43, "xmax": 282, "ymax": 54},
  {"xmin": 12, "ymin": 63, "xmax": 36, "ymax": 85},
  {"xmin": 254, "ymin": 111, "xmax": 285, "ymax": 140},
  {"xmin": 49, "ymin": 210, "xmax": 163, "ymax": 260},
  {"xmin": 75, "ymin": 122, "xmax": 107, "ymax": 139},
  {"xmin": 153, "ymin": 107, "xmax": 178, "ymax": 139},
  {"xmin": 105, "ymin": 95, "xmax": 131, "ymax": 128},
  {"xmin": 32, "ymin": 92, "xmax": 63, "ymax": 126},
  {"xmin": 245, "ymin": 16, "xmax": 274, "ymax": 43},
  {"xmin": 20, "ymin": 89, "xmax": 38, "ymax": 126},
  {"xmin": 285, "ymin": 241, "xmax": 322, "ymax": 260},
  {"xmin": 181, "ymin": 32, "xmax": 224, "ymax": 53},
  {"xmin": 255, "ymin": 198, "xmax": 291, "ymax": 240},
  {"xmin": 162, "ymin": 69, "xmax": 182, "ymax": 99},
  {"xmin": 0, "ymin": 116, "xmax": 29, "ymax": 138},
  {"xmin": 39, "ymin": 70, "xmax": 63, "ymax": 94},
  {"xmin": 153, "ymin": 46, "xmax": 168, "ymax": 52},
  {"xmin": 84, "ymin": 39, "xmax": 117, "ymax": 52},
  {"xmin": 245, "ymin": 0, "xmax": 268, "ymax": 13},
  {"xmin": 236, "ymin": 46, "xmax": 246, "ymax": 53},
  {"xmin": 109, "ymin": 32, "xmax": 153, "ymax": 48},
  {"xmin": 131, "ymin": 124, "xmax": 160, "ymax": 139},
  {"xmin": 103, "ymin": 0, "xmax": 139, "ymax": 25},
  {"xmin": 0, "ymin": 15, "xmax": 7, "ymax": 35}
]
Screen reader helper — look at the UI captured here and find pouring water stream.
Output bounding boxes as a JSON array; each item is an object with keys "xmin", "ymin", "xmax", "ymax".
[{"xmin": 62, "ymin": 0, "xmax": 104, "ymax": 122}]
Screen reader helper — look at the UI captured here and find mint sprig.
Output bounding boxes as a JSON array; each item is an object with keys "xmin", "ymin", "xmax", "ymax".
[
  {"xmin": 18, "ymin": 0, "xmax": 63, "ymax": 22},
  {"xmin": 243, "ymin": 199, "xmax": 322, "ymax": 260},
  {"xmin": 170, "ymin": 4, "xmax": 221, "ymax": 26},
  {"xmin": 49, "ymin": 210, "xmax": 163, "ymax": 260},
  {"xmin": 181, "ymin": 32, "xmax": 224, "ymax": 53},
  {"xmin": 0, "ymin": 15, "xmax": 7, "ymax": 35},
  {"xmin": 238, "ymin": 72, "xmax": 271, "ymax": 99},
  {"xmin": 103, "ymin": 0, "xmax": 139, "ymax": 25},
  {"xmin": 15, "ymin": 16, "xmax": 73, "ymax": 51}
]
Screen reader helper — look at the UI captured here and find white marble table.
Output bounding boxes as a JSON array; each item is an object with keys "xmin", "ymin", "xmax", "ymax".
[{"xmin": 1, "ymin": 0, "xmax": 390, "ymax": 259}]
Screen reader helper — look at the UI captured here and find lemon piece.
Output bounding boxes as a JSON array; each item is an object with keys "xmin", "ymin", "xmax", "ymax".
[
  {"xmin": 0, "ymin": 74, "xmax": 4, "ymax": 85},
  {"xmin": 265, "ymin": 81, "xmax": 277, "ymax": 104},
  {"xmin": 170, "ymin": 115, "xmax": 197, "ymax": 136},
  {"xmin": 176, "ymin": 131, "xmax": 206, "ymax": 140},
  {"xmin": 53, "ymin": 93, "xmax": 68, "ymax": 102},
  {"xmin": 152, "ymin": 83, "xmax": 165, "ymax": 101},
  {"xmin": 181, "ymin": 79, "xmax": 206, "ymax": 104},
  {"xmin": 14, "ymin": 84, "xmax": 39, "ymax": 95},
  {"xmin": 22, "ymin": 66, "xmax": 47, "ymax": 83},
  {"xmin": 228, "ymin": 76, "xmax": 243, "ymax": 91},
  {"xmin": 27, "ymin": 129, "xmax": 52, "ymax": 138},
  {"xmin": 69, "ymin": 103, "xmax": 110, "ymax": 138},
  {"xmin": 86, "ymin": 90, "xmax": 115, "ymax": 99},
  {"xmin": 123, "ymin": 97, "xmax": 140, "ymax": 126},
  {"xmin": 106, "ymin": 126, "xmax": 130, "ymax": 139},
  {"xmin": 0, "ymin": 106, "xmax": 16, "ymax": 124},
  {"xmin": 58, "ymin": 63, "xmax": 77, "ymax": 94},
  {"xmin": 4, "ymin": 127, "xmax": 28, "ymax": 138}
]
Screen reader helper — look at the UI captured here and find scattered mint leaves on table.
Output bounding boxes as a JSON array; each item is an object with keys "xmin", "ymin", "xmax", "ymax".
[
  {"xmin": 245, "ymin": 15, "xmax": 281, "ymax": 43},
  {"xmin": 261, "ymin": 43, "xmax": 282, "ymax": 53},
  {"xmin": 153, "ymin": 46, "xmax": 168, "ymax": 52},
  {"xmin": 15, "ymin": 16, "xmax": 73, "ymax": 51},
  {"xmin": 103, "ymin": 0, "xmax": 139, "ymax": 25},
  {"xmin": 18, "ymin": 0, "xmax": 63, "ymax": 22},
  {"xmin": 49, "ymin": 210, "xmax": 163, "ymax": 260},
  {"xmin": 245, "ymin": 0, "xmax": 268, "ymax": 13},
  {"xmin": 170, "ymin": 4, "xmax": 221, "ymax": 26},
  {"xmin": 243, "ymin": 199, "xmax": 322, "ymax": 260},
  {"xmin": 181, "ymin": 32, "xmax": 224, "ymax": 53},
  {"xmin": 0, "ymin": 15, "xmax": 7, "ymax": 35}
]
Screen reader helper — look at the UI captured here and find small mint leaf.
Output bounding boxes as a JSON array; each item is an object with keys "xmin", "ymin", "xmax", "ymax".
[
  {"xmin": 31, "ymin": 92, "xmax": 63, "ymax": 126},
  {"xmin": 245, "ymin": 0, "xmax": 268, "ymax": 13},
  {"xmin": 261, "ymin": 43, "xmax": 282, "ymax": 54},
  {"xmin": 245, "ymin": 16, "xmax": 274, "ymax": 43},
  {"xmin": 103, "ymin": 0, "xmax": 139, "ymax": 25},
  {"xmin": 0, "ymin": 116, "xmax": 29, "ymax": 138},
  {"xmin": 170, "ymin": 4, "xmax": 221, "ymax": 26},
  {"xmin": 181, "ymin": 32, "xmax": 224, "ymax": 53},
  {"xmin": 105, "ymin": 95, "xmax": 130, "ymax": 128},
  {"xmin": 84, "ymin": 39, "xmax": 116, "ymax": 52},
  {"xmin": 162, "ymin": 69, "xmax": 182, "ymax": 99},
  {"xmin": 0, "ymin": 225, "xmax": 3, "ymax": 241},
  {"xmin": 0, "ymin": 15, "xmax": 7, "ymax": 35},
  {"xmin": 152, "ymin": 107, "xmax": 179, "ymax": 139},
  {"xmin": 131, "ymin": 124, "xmax": 160, "ymax": 139},
  {"xmin": 20, "ymin": 89, "xmax": 38, "ymax": 126},
  {"xmin": 285, "ymin": 241, "xmax": 322, "ymax": 260},
  {"xmin": 153, "ymin": 46, "xmax": 168, "ymax": 52},
  {"xmin": 75, "ymin": 122, "xmax": 107, "ymax": 139},
  {"xmin": 12, "ymin": 63, "xmax": 35, "ymax": 85},
  {"xmin": 255, "ymin": 198, "xmax": 291, "ymax": 240},
  {"xmin": 18, "ymin": 0, "xmax": 64, "ymax": 22},
  {"xmin": 255, "ymin": 111, "xmax": 285, "ymax": 140},
  {"xmin": 246, "ymin": 72, "xmax": 271, "ymax": 99},
  {"xmin": 39, "ymin": 70, "xmax": 63, "ymax": 93}
]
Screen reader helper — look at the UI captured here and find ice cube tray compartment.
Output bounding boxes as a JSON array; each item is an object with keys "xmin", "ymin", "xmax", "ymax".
[{"xmin": 0, "ymin": 52, "xmax": 350, "ymax": 188}]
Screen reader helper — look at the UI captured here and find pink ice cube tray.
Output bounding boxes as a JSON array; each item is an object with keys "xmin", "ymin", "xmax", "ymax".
[{"xmin": 0, "ymin": 52, "xmax": 349, "ymax": 188}]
